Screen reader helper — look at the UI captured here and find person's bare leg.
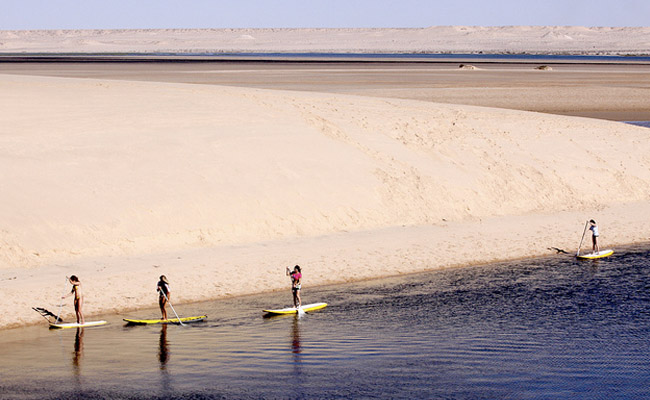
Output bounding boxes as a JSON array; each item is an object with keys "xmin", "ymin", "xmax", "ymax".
[
  {"xmin": 159, "ymin": 297, "xmax": 167, "ymax": 320},
  {"xmin": 75, "ymin": 298, "xmax": 85, "ymax": 324}
]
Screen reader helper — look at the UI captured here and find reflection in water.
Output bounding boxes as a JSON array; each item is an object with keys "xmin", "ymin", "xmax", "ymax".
[
  {"xmin": 291, "ymin": 316, "xmax": 302, "ymax": 378},
  {"xmin": 291, "ymin": 316, "xmax": 301, "ymax": 356},
  {"xmin": 72, "ymin": 328, "xmax": 84, "ymax": 375},
  {"xmin": 158, "ymin": 324, "xmax": 172, "ymax": 396},
  {"xmin": 71, "ymin": 327, "xmax": 84, "ymax": 391},
  {"xmin": 158, "ymin": 324, "xmax": 169, "ymax": 368}
]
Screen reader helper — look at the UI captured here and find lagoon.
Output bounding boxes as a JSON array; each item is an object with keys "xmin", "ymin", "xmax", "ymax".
[{"xmin": 1, "ymin": 244, "xmax": 649, "ymax": 399}]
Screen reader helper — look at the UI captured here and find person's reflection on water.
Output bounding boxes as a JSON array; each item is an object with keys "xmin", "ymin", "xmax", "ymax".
[
  {"xmin": 158, "ymin": 324, "xmax": 172, "ymax": 396},
  {"xmin": 291, "ymin": 316, "xmax": 304, "ymax": 379},
  {"xmin": 291, "ymin": 315, "xmax": 302, "ymax": 355},
  {"xmin": 72, "ymin": 327, "xmax": 84, "ymax": 377},
  {"xmin": 158, "ymin": 324, "xmax": 169, "ymax": 368}
]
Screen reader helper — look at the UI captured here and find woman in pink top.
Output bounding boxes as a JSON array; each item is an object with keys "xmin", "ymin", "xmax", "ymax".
[{"xmin": 286, "ymin": 265, "xmax": 302, "ymax": 308}]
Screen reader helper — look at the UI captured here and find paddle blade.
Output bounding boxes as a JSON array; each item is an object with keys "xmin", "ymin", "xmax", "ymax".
[{"xmin": 33, "ymin": 307, "xmax": 63, "ymax": 320}]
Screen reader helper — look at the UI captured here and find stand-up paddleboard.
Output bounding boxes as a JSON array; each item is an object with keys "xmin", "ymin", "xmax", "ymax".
[
  {"xmin": 577, "ymin": 249, "xmax": 614, "ymax": 260},
  {"xmin": 123, "ymin": 315, "xmax": 207, "ymax": 325},
  {"xmin": 49, "ymin": 320, "xmax": 107, "ymax": 329},
  {"xmin": 263, "ymin": 303, "xmax": 327, "ymax": 315}
]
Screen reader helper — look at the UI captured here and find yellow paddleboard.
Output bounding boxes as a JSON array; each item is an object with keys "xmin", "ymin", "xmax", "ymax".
[
  {"xmin": 49, "ymin": 320, "xmax": 107, "ymax": 329},
  {"xmin": 577, "ymin": 249, "xmax": 614, "ymax": 260},
  {"xmin": 123, "ymin": 315, "xmax": 207, "ymax": 325},
  {"xmin": 263, "ymin": 302, "xmax": 327, "ymax": 315}
]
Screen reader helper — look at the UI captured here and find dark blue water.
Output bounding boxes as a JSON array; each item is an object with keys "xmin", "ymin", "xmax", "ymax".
[
  {"xmin": 156, "ymin": 52, "xmax": 650, "ymax": 62},
  {"xmin": 1, "ymin": 244, "xmax": 649, "ymax": 399},
  {"xmin": 22, "ymin": 52, "xmax": 645, "ymax": 63},
  {"xmin": 625, "ymin": 121, "xmax": 650, "ymax": 129}
]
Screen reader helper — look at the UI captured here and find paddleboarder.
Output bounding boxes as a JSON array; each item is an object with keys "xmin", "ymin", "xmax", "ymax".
[
  {"xmin": 286, "ymin": 265, "xmax": 302, "ymax": 309},
  {"xmin": 157, "ymin": 275, "xmax": 171, "ymax": 320},
  {"xmin": 589, "ymin": 219, "xmax": 600, "ymax": 254},
  {"xmin": 62, "ymin": 275, "xmax": 84, "ymax": 325}
]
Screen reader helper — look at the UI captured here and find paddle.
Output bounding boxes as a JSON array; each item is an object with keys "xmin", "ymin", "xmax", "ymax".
[
  {"xmin": 55, "ymin": 276, "xmax": 69, "ymax": 324},
  {"xmin": 32, "ymin": 307, "xmax": 64, "ymax": 323},
  {"xmin": 576, "ymin": 220, "xmax": 589, "ymax": 256},
  {"xmin": 160, "ymin": 290, "xmax": 184, "ymax": 326}
]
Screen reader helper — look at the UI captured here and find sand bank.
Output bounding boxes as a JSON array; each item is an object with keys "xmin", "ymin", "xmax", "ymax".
[
  {"xmin": 3, "ymin": 62, "xmax": 649, "ymax": 121},
  {"xmin": 2, "ymin": 26, "xmax": 650, "ymax": 55},
  {"xmin": 1, "ymin": 72, "xmax": 650, "ymax": 329}
]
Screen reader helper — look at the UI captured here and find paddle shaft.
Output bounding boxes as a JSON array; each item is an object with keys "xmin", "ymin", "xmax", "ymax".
[
  {"xmin": 160, "ymin": 289, "xmax": 184, "ymax": 326},
  {"xmin": 576, "ymin": 220, "xmax": 589, "ymax": 256},
  {"xmin": 55, "ymin": 276, "xmax": 68, "ymax": 324}
]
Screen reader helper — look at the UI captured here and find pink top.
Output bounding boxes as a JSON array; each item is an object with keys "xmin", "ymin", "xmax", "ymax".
[{"xmin": 291, "ymin": 272, "xmax": 302, "ymax": 288}]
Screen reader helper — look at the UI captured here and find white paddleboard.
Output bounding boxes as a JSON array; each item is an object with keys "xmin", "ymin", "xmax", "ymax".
[
  {"xmin": 49, "ymin": 320, "xmax": 107, "ymax": 329},
  {"xmin": 577, "ymin": 249, "xmax": 614, "ymax": 259},
  {"xmin": 576, "ymin": 249, "xmax": 614, "ymax": 260},
  {"xmin": 263, "ymin": 302, "xmax": 327, "ymax": 315}
]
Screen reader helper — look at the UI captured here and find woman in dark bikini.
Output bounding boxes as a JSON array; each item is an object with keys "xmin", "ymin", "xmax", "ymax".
[
  {"xmin": 157, "ymin": 275, "xmax": 171, "ymax": 320},
  {"xmin": 62, "ymin": 275, "xmax": 84, "ymax": 324}
]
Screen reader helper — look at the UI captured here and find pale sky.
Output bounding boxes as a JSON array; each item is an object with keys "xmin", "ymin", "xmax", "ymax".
[{"xmin": 1, "ymin": 0, "xmax": 648, "ymax": 30}]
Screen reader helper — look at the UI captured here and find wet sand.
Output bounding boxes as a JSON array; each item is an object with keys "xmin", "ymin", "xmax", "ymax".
[{"xmin": 2, "ymin": 59, "xmax": 650, "ymax": 120}]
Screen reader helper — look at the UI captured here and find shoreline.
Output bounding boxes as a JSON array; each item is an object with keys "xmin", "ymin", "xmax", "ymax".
[
  {"xmin": 4, "ymin": 203, "xmax": 650, "ymax": 331},
  {"xmin": 2, "ymin": 53, "xmax": 650, "ymax": 64},
  {"xmin": 5, "ymin": 241, "xmax": 650, "ymax": 334},
  {"xmin": 4, "ymin": 239, "xmax": 650, "ymax": 335}
]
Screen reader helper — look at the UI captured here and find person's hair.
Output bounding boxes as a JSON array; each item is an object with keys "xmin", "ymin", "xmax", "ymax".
[
  {"xmin": 159, "ymin": 275, "xmax": 169, "ymax": 284},
  {"xmin": 69, "ymin": 275, "xmax": 79, "ymax": 282},
  {"xmin": 590, "ymin": 219, "xmax": 596, "ymax": 224},
  {"xmin": 294, "ymin": 265, "xmax": 301, "ymax": 273}
]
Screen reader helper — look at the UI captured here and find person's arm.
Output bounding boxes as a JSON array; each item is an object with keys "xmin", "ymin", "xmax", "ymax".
[
  {"xmin": 62, "ymin": 284, "xmax": 77, "ymax": 299},
  {"xmin": 286, "ymin": 266, "xmax": 291, "ymax": 276}
]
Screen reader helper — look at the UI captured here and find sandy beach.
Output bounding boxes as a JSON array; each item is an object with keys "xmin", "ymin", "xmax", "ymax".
[{"xmin": 1, "ymin": 27, "xmax": 650, "ymax": 330}]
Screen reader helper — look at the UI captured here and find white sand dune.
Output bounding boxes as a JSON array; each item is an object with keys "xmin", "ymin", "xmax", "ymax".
[
  {"xmin": 1, "ymin": 73, "xmax": 650, "ymax": 328},
  {"xmin": 1, "ymin": 26, "xmax": 650, "ymax": 54}
]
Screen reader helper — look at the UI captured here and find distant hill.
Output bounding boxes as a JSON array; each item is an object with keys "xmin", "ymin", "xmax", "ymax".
[{"xmin": 1, "ymin": 26, "xmax": 649, "ymax": 55}]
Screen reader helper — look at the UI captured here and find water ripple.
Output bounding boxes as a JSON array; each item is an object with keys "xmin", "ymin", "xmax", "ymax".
[{"xmin": 1, "ymin": 243, "xmax": 649, "ymax": 399}]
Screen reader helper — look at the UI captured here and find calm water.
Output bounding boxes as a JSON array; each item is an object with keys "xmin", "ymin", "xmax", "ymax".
[
  {"xmin": 1, "ymin": 244, "xmax": 649, "ymax": 399},
  {"xmin": 148, "ymin": 53, "xmax": 650, "ymax": 62},
  {"xmin": 9, "ymin": 52, "xmax": 650, "ymax": 63},
  {"xmin": 625, "ymin": 121, "xmax": 650, "ymax": 129}
]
